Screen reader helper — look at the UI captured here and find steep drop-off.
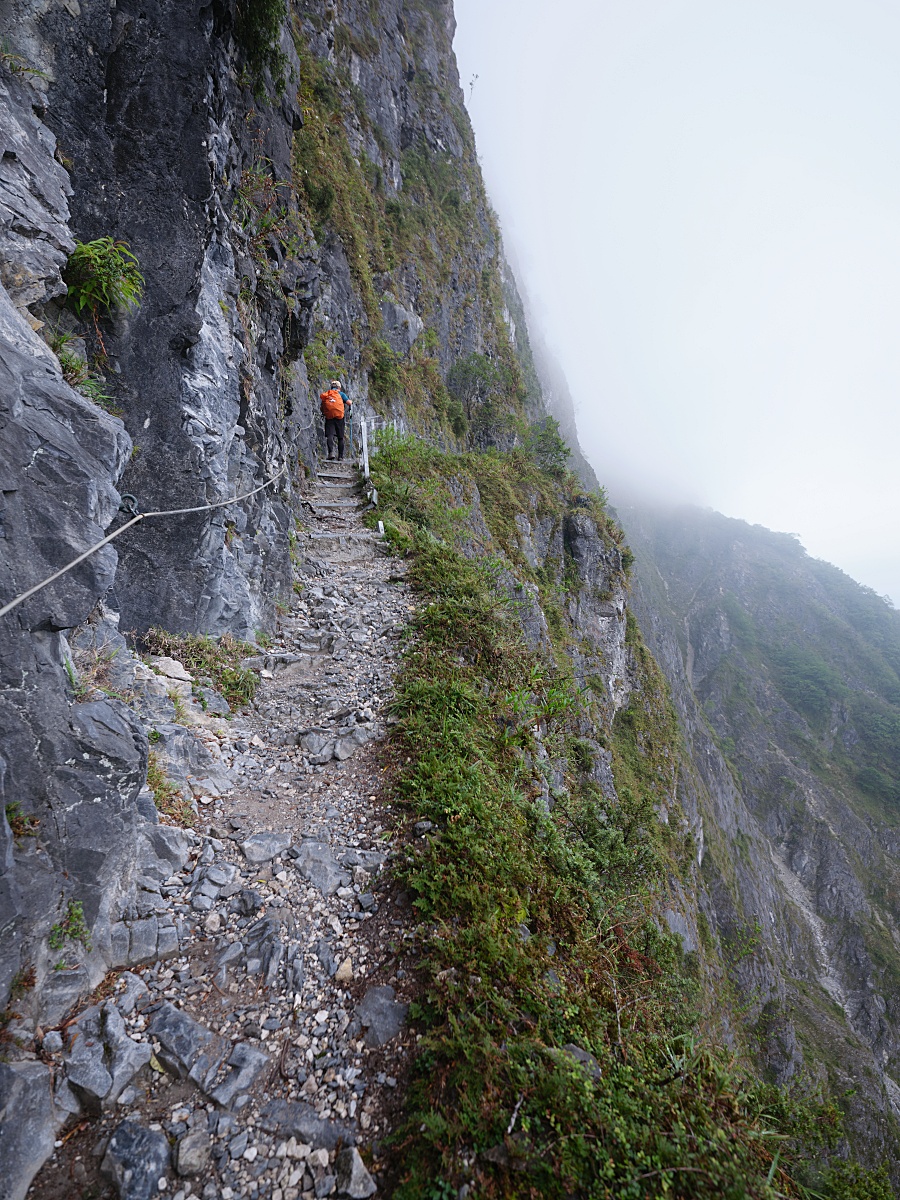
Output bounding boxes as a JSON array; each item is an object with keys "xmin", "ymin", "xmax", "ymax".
[{"xmin": 623, "ymin": 501, "xmax": 900, "ymax": 1172}]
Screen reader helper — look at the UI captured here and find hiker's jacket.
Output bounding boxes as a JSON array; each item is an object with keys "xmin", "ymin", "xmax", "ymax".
[{"xmin": 320, "ymin": 389, "xmax": 350, "ymax": 419}]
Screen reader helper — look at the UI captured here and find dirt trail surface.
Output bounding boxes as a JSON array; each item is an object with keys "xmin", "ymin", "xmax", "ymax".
[{"xmin": 28, "ymin": 462, "xmax": 419, "ymax": 1200}]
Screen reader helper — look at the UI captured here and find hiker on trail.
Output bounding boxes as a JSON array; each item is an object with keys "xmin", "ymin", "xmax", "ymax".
[{"xmin": 320, "ymin": 379, "xmax": 351, "ymax": 462}]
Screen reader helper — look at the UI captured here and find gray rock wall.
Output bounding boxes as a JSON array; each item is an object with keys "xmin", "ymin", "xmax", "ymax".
[
  {"xmin": 0, "ymin": 72, "xmax": 155, "ymax": 1011},
  {"xmin": 0, "ymin": 0, "xmax": 555, "ymax": 1023}
]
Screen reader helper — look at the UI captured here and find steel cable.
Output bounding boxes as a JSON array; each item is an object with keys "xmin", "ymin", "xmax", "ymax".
[{"xmin": 0, "ymin": 464, "xmax": 288, "ymax": 621}]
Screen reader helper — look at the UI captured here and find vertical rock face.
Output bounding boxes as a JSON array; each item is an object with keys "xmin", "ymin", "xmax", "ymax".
[
  {"xmin": 0, "ymin": 0, "xmax": 558, "ymax": 1022},
  {"xmin": 0, "ymin": 73, "xmax": 74, "ymax": 313},
  {"xmin": 0, "ymin": 72, "xmax": 146, "ymax": 1008},
  {"xmin": 622, "ymin": 501, "xmax": 900, "ymax": 1168},
  {"xmin": 22, "ymin": 0, "xmax": 304, "ymax": 638},
  {"xmin": 7, "ymin": 0, "xmax": 522, "ymax": 639}
]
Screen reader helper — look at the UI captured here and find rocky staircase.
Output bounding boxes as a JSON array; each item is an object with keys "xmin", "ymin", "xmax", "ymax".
[{"xmin": 301, "ymin": 461, "xmax": 383, "ymax": 566}]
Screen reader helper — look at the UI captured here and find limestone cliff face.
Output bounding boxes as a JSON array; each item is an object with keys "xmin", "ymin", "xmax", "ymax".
[
  {"xmin": 622, "ymin": 502, "xmax": 900, "ymax": 1171},
  {"xmin": 7, "ymin": 0, "xmax": 517, "ymax": 639},
  {"xmin": 0, "ymin": 69, "xmax": 146, "ymax": 1011},
  {"xmin": 0, "ymin": 0, "xmax": 564, "ymax": 1021}
]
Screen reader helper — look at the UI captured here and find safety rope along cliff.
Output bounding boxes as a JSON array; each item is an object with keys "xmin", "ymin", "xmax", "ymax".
[{"xmin": 0, "ymin": 466, "xmax": 288, "ymax": 620}]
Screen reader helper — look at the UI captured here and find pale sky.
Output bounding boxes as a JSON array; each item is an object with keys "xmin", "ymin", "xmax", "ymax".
[{"xmin": 453, "ymin": 0, "xmax": 900, "ymax": 603}]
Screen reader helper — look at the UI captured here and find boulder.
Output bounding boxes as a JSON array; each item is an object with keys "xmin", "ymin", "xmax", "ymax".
[
  {"xmin": 335, "ymin": 1146, "xmax": 377, "ymax": 1198},
  {"xmin": 560, "ymin": 1043, "xmax": 602, "ymax": 1083},
  {"xmin": 101, "ymin": 1119, "xmax": 170, "ymax": 1200},
  {"xmin": 102, "ymin": 1002, "xmax": 153, "ymax": 1104},
  {"xmin": 356, "ymin": 986, "xmax": 408, "ymax": 1048},
  {"xmin": 334, "ymin": 727, "xmax": 369, "ymax": 761},
  {"xmin": 258, "ymin": 1099, "xmax": 354, "ymax": 1150},
  {"xmin": 210, "ymin": 1041, "xmax": 270, "ymax": 1109},
  {"xmin": 241, "ymin": 832, "xmax": 291, "ymax": 864},
  {"xmin": 293, "ymin": 841, "xmax": 351, "ymax": 896},
  {"xmin": 148, "ymin": 1001, "xmax": 269, "ymax": 1108},
  {"xmin": 175, "ymin": 1128, "xmax": 211, "ymax": 1177},
  {"xmin": 149, "ymin": 1002, "xmax": 225, "ymax": 1091},
  {"xmin": 64, "ymin": 1027, "xmax": 113, "ymax": 1113}
]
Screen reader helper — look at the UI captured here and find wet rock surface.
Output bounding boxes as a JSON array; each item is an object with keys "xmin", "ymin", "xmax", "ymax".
[{"xmin": 25, "ymin": 463, "xmax": 417, "ymax": 1199}]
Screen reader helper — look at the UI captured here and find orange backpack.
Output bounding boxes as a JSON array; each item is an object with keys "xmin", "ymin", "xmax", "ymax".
[{"xmin": 320, "ymin": 389, "xmax": 344, "ymax": 419}]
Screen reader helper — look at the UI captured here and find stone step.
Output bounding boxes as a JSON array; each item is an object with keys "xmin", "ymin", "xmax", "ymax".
[
  {"xmin": 307, "ymin": 499, "xmax": 368, "ymax": 510},
  {"xmin": 306, "ymin": 530, "xmax": 380, "ymax": 542}
]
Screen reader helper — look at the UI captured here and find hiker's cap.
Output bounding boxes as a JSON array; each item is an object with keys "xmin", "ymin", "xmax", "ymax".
[{"xmin": 331, "ymin": 380, "xmax": 342, "ymax": 389}]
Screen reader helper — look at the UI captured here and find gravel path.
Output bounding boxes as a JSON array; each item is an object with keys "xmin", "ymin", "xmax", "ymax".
[{"xmin": 29, "ymin": 461, "xmax": 419, "ymax": 1200}]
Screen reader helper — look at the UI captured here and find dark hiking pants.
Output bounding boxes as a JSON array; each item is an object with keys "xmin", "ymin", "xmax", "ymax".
[{"xmin": 325, "ymin": 416, "xmax": 345, "ymax": 460}]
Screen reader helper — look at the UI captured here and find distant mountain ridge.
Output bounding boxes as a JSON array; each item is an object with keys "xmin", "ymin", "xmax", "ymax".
[{"xmin": 620, "ymin": 499, "xmax": 900, "ymax": 1171}]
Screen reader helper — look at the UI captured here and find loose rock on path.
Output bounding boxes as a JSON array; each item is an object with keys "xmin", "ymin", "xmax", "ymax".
[{"xmin": 27, "ymin": 460, "xmax": 420, "ymax": 1200}]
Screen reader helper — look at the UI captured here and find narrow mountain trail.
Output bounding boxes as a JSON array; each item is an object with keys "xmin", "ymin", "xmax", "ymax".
[{"xmin": 30, "ymin": 459, "xmax": 421, "ymax": 1200}]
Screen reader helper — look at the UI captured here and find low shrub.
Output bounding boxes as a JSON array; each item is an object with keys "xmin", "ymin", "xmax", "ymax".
[{"xmin": 146, "ymin": 750, "xmax": 194, "ymax": 828}]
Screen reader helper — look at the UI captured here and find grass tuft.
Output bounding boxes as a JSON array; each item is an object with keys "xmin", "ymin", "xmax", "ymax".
[
  {"xmin": 146, "ymin": 750, "xmax": 195, "ymax": 828},
  {"xmin": 143, "ymin": 629, "xmax": 258, "ymax": 709}
]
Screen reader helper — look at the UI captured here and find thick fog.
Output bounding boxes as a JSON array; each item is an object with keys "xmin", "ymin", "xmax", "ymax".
[{"xmin": 453, "ymin": 0, "xmax": 900, "ymax": 604}]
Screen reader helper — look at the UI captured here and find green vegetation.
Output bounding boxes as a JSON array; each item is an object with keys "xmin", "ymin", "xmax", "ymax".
[
  {"xmin": 63, "ymin": 237, "xmax": 144, "ymax": 320},
  {"xmin": 49, "ymin": 901, "xmax": 92, "ymax": 952},
  {"xmin": 146, "ymin": 750, "xmax": 194, "ymax": 827},
  {"xmin": 166, "ymin": 689, "xmax": 190, "ymax": 725},
  {"xmin": 0, "ymin": 39, "xmax": 45, "ymax": 78},
  {"xmin": 4, "ymin": 802, "xmax": 38, "ymax": 839},
  {"xmin": 8, "ymin": 966, "xmax": 36, "ymax": 1001},
  {"xmin": 303, "ymin": 329, "xmax": 347, "ymax": 394},
  {"xmin": 235, "ymin": 0, "xmax": 288, "ymax": 95},
  {"xmin": 704, "ymin": 557, "xmax": 900, "ymax": 823},
  {"xmin": 292, "ymin": 30, "xmax": 392, "ymax": 325},
  {"xmin": 366, "ymin": 434, "xmax": 891, "ymax": 1197},
  {"xmin": 522, "ymin": 416, "xmax": 572, "ymax": 479},
  {"xmin": 626, "ymin": 507, "xmax": 900, "ymax": 1175},
  {"xmin": 290, "ymin": 18, "xmax": 525, "ymax": 443},
  {"xmin": 47, "ymin": 327, "xmax": 122, "ymax": 415},
  {"xmin": 142, "ymin": 629, "xmax": 258, "ymax": 709},
  {"xmin": 235, "ymin": 159, "xmax": 303, "ymax": 293},
  {"xmin": 447, "ymin": 351, "xmax": 522, "ymax": 437}
]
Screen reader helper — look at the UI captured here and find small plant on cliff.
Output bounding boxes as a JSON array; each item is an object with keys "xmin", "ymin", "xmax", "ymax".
[
  {"xmin": 47, "ymin": 328, "xmax": 122, "ymax": 416},
  {"xmin": 235, "ymin": 0, "xmax": 288, "ymax": 95},
  {"xmin": 167, "ymin": 689, "xmax": 191, "ymax": 725},
  {"xmin": 303, "ymin": 329, "xmax": 347, "ymax": 393},
  {"xmin": 146, "ymin": 750, "xmax": 195, "ymax": 828},
  {"xmin": 4, "ymin": 803, "xmax": 38, "ymax": 839},
  {"xmin": 64, "ymin": 237, "xmax": 144, "ymax": 320},
  {"xmin": 48, "ymin": 901, "xmax": 92, "ymax": 952},
  {"xmin": 9, "ymin": 966, "xmax": 36, "ymax": 1001},
  {"xmin": 235, "ymin": 159, "xmax": 303, "ymax": 290},
  {"xmin": 365, "ymin": 338, "xmax": 403, "ymax": 404},
  {"xmin": 0, "ymin": 39, "xmax": 46, "ymax": 78}
]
